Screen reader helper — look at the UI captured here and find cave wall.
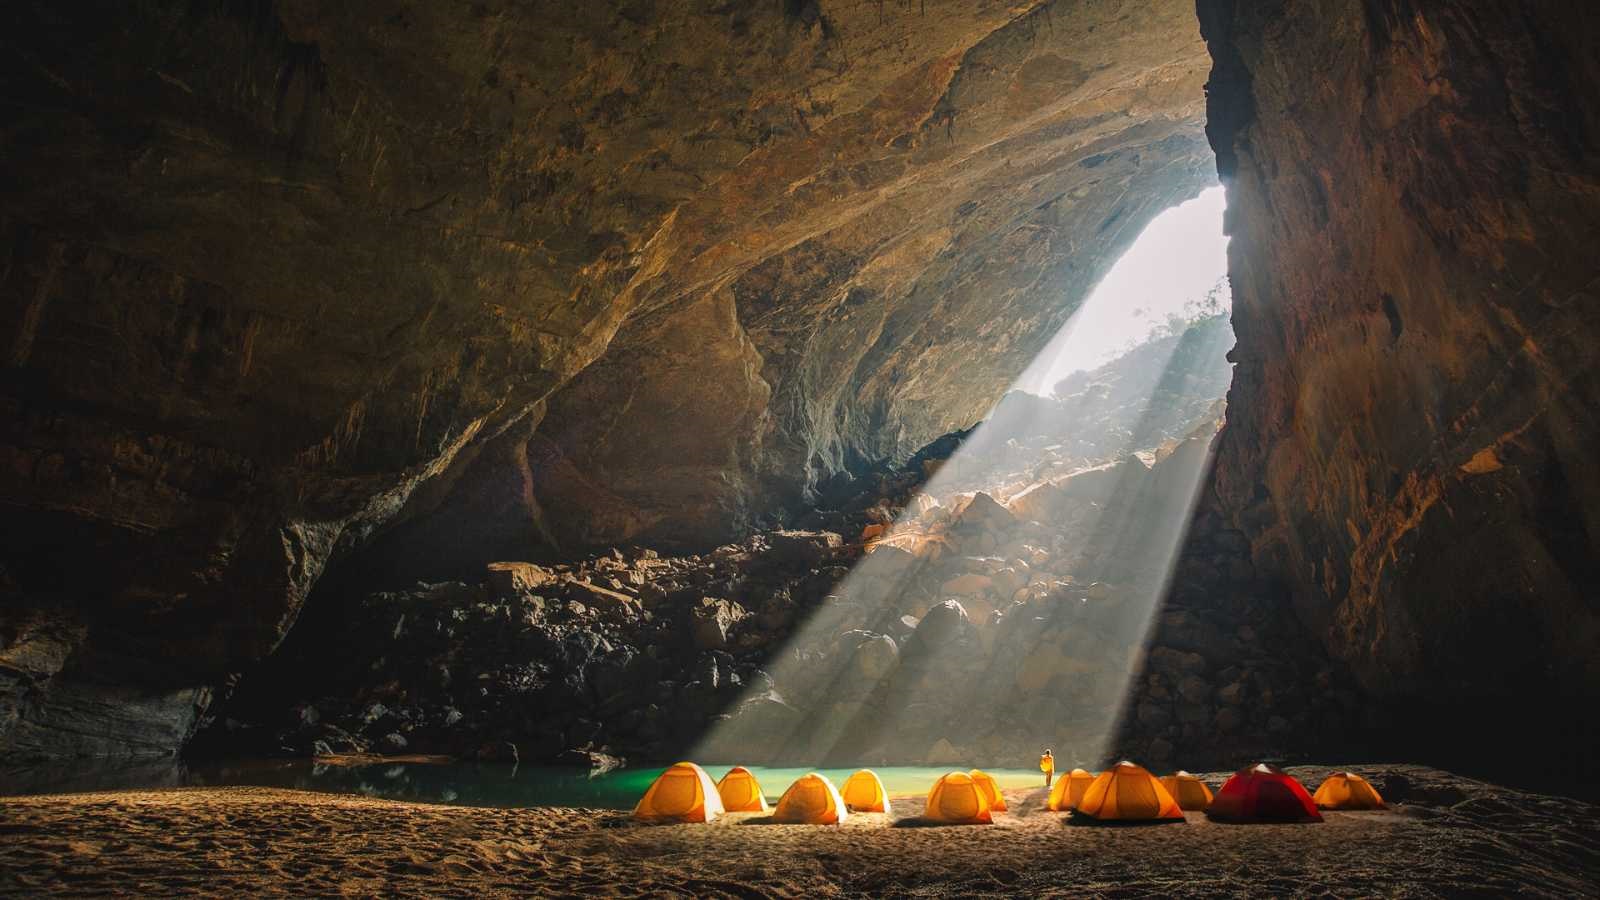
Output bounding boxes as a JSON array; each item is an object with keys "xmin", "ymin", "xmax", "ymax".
[
  {"xmin": 314, "ymin": 0, "xmax": 1218, "ymax": 578},
  {"xmin": 0, "ymin": 1, "xmax": 1213, "ymax": 758},
  {"xmin": 1196, "ymin": 1, "xmax": 1600, "ymax": 744},
  {"xmin": 531, "ymin": 0, "xmax": 1217, "ymax": 549}
]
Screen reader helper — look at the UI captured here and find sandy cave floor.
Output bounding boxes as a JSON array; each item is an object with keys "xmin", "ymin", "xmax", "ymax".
[{"xmin": 1, "ymin": 765, "xmax": 1595, "ymax": 898}]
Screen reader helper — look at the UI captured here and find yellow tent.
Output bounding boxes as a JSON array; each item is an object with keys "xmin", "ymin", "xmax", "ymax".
[
  {"xmin": 1159, "ymin": 771, "xmax": 1214, "ymax": 811},
  {"xmin": 1047, "ymin": 768, "xmax": 1097, "ymax": 811},
  {"xmin": 716, "ymin": 766, "xmax": 769, "ymax": 813},
  {"xmin": 841, "ymin": 769, "xmax": 891, "ymax": 814},
  {"xmin": 772, "ymin": 773, "xmax": 849, "ymax": 825},
  {"xmin": 1312, "ymin": 772, "xmax": 1385, "ymax": 810},
  {"xmin": 633, "ymin": 762, "xmax": 724, "ymax": 822},
  {"xmin": 924, "ymin": 771, "xmax": 993, "ymax": 824},
  {"xmin": 1074, "ymin": 761, "xmax": 1184, "ymax": 823},
  {"xmin": 969, "ymin": 769, "xmax": 1009, "ymax": 812}
]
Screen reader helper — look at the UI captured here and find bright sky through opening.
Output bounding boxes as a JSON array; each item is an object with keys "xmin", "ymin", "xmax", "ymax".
[{"xmin": 1021, "ymin": 186, "xmax": 1230, "ymax": 394}]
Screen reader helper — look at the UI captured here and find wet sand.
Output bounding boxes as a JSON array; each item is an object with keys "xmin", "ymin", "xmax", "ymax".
[{"xmin": 1, "ymin": 765, "xmax": 1594, "ymax": 898}]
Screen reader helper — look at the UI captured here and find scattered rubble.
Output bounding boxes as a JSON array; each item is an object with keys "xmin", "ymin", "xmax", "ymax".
[{"xmin": 197, "ymin": 320, "xmax": 1366, "ymax": 771}]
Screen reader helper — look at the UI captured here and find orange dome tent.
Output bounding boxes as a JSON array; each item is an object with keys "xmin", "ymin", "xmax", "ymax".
[
  {"xmin": 924, "ymin": 771, "xmax": 993, "ymax": 824},
  {"xmin": 633, "ymin": 762, "xmax": 725, "ymax": 822},
  {"xmin": 1160, "ymin": 771, "xmax": 1214, "ymax": 811},
  {"xmin": 1207, "ymin": 764, "xmax": 1322, "ymax": 823},
  {"xmin": 841, "ymin": 769, "xmax": 891, "ymax": 814},
  {"xmin": 716, "ymin": 766, "xmax": 769, "ymax": 813},
  {"xmin": 1313, "ymin": 772, "xmax": 1385, "ymax": 810},
  {"xmin": 969, "ymin": 769, "xmax": 1009, "ymax": 812},
  {"xmin": 772, "ymin": 773, "xmax": 849, "ymax": 824},
  {"xmin": 1048, "ymin": 768, "xmax": 1097, "ymax": 811},
  {"xmin": 1073, "ymin": 761, "xmax": 1184, "ymax": 823}
]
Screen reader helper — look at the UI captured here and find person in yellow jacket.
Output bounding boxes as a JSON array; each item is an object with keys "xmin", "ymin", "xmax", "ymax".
[{"xmin": 1040, "ymin": 749, "xmax": 1055, "ymax": 788}]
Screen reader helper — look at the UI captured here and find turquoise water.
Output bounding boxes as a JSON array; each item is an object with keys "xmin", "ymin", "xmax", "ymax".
[
  {"xmin": 695, "ymin": 765, "xmax": 1043, "ymax": 800},
  {"xmin": 0, "ymin": 760, "xmax": 1044, "ymax": 810}
]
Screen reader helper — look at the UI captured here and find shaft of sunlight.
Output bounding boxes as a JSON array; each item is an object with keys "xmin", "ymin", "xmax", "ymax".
[{"xmin": 693, "ymin": 188, "xmax": 1233, "ymax": 772}]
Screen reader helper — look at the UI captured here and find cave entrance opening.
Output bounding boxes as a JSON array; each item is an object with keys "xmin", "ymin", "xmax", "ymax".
[
  {"xmin": 692, "ymin": 188, "xmax": 1236, "ymax": 770},
  {"xmin": 1021, "ymin": 185, "xmax": 1232, "ymax": 394}
]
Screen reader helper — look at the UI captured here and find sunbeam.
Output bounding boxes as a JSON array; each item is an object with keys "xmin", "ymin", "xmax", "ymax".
[{"xmin": 695, "ymin": 189, "xmax": 1234, "ymax": 771}]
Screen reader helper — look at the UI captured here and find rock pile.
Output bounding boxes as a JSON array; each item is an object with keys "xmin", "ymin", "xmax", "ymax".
[
  {"xmin": 198, "ymin": 536, "xmax": 852, "ymax": 766},
  {"xmin": 199, "ymin": 330, "xmax": 1366, "ymax": 770}
]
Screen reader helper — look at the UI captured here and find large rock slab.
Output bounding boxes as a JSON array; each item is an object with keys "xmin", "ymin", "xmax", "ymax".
[{"xmin": 1196, "ymin": 2, "xmax": 1600, "ymax": 719}]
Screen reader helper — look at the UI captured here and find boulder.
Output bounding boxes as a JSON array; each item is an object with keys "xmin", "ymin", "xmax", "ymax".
[
  {"xmin": 568, "ymin": 580, "xmax": 640, "ymax": 617},
  {"xmin": 359, "ymin": 703, "xmax": 390, "ymax": 727},
  {"xmin": 589, "ymin": 647, "xmax": 642, "ymax": 705},
  {"xmin": 1006, "ymin": 481, "xmax": 1066, "ymax": 521},
  {"xmin": 991, "ymin": 568, "xmax": 1027, "ymax": 597},
  {"xmin": 909, "ymin": 600, "xmax": 971, "ymax": 650},
  {"xmin": 697, "ymin": 690, "xmax": 802, "ymax": 763},
  {"xmin": 851, "ymin": 633, "xmax": 900, "ymax": 681},
  {"xmin": 861, "ymin": 544, "xmax": 918, "ymax": 578},
  {"xmin": 955, "ymin": 492, "xmax": 1017, "ymax": 532},
  {"xmin": 486, "ymin": 561, "xmax": 556, "ymax": 596},
  {"xmin": 1145, "ymin": 646, "xmax": 1207, "ymax": 679},
  {"xmin": 692, "ymin": 597, "xmax": 749, "ymax": 650},
  {"xmin": 1056, "ymin": 458, "xmax": 1147, "ymax": 505},
  {"xmin": 940, "ymin": 573, "xmax": 993, "ymax": 596},
  {"xmin": 1178, "ymin": 675, "xmax": 1211, "ymax": 704},
  {"xmin": 1135, "ymin": 702, "xmax": 1172, "ymax": 729},
  {"xmin": 1152, "ymin": 611, "xmax": 1234, "ymax": 660},
  {"xmin": 755, "ymin": 591, "xmax": 796, "ymax": 631},
  {"xmin": 767, "ymin": 530, "xmax": 843, "ymax": 565}
]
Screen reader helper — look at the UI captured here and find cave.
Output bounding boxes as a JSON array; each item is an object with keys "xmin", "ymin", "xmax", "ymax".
[{"xmin": 2, "ymin": 1, "xmax": 1597, "ymax": 895}]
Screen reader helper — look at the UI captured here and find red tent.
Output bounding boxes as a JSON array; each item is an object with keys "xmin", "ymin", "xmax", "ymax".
[{"xmin": 1206, "ymin": 764, "xmax": 1323, "ymax": 823}]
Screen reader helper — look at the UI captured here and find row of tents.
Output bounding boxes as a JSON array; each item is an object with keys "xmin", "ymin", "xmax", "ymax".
[
  {"xmin": 633, "ymin": 761, "xmax": 1385, "ymax": 825},
  {"xmin": 1046, "ymin": 761, "xmax": 1383, "ymax": 822}
]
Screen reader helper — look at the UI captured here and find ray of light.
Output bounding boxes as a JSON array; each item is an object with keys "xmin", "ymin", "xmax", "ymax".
[{"xmin": 694, "ymin": 189, "xmax": 1232, "ymax": 771}]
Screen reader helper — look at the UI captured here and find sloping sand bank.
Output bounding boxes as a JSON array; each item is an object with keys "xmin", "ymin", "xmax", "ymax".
[{"xmin": 1, "ymin": 766, "xmax": 1594, "ymax": 897}]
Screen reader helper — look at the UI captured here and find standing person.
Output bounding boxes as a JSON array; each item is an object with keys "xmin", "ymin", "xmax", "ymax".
[{"xmin": 1040, "ymin": 749, "xmax": 1055, "ymax": 788}]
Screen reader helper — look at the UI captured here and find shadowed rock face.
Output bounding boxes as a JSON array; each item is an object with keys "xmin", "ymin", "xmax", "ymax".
[
  {"xmin": 0, "ymin": 1, "xmax": 1210, "ymax": 757},
  {"xmin": 368, "ymin": 1, "xmax": 1218, "ymax": 567},
  {"xmin": 1195, "ymin": 2, "xmax": 1600, "ymax": 739}
]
